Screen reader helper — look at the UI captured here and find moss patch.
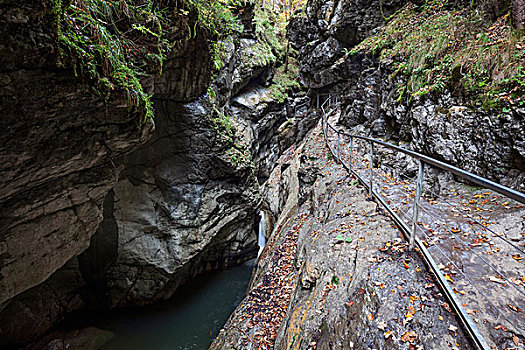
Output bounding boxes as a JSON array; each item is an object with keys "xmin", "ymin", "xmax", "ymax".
[
  {"xmin": 349, "ymin": 1, "xmax": 525, "ymax": 110},
  {"xmin": 44, "ymin": 0, "xmax": 171, "ymax": 124},
  {"xmin": 45, "ymin": 0, "xmax": 247, "ymax": 124},
  {"xmin": 267, "ymin": 55, "xmax": 301, "ymax": 103}
]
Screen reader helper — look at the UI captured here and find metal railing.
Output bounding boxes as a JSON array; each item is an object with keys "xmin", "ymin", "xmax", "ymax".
[{"xmin": 318, "ymin": 94, "xmax": 525, "ymax": 350}]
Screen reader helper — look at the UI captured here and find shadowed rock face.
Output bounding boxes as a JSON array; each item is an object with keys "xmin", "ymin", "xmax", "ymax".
[
  {"xmin": 0, "ymin": 0, "xmax": 152, "ymax": 346},
  {"xmin": 83, "ymin": 28, "xmax": 278, "ymax": 307},
  {"xmin": 288, "ymin": 0, "xmax": 405, "ymax": 87},
  {"xmin": 91, "ymin": 97, "xmax": 261, "ymax": 307},
  {"xmin": 0, "ymin": 0, "xmax": 150, "ymax": 306},
  {"xmin": 0, "ymin": 1, "xmax": 309, "ymax": 346}
]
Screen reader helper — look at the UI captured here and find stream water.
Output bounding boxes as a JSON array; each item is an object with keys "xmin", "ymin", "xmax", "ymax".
[
  {"xmin": 87, "ymin": 260, "xmax": 255, "ymax": 350},
  {"xmin": 258, "ymin": 210, "xmax": 267, "ymax": 255}
]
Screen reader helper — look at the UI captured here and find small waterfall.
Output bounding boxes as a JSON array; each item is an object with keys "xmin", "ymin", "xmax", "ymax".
[{"xmin": 258, "ymin": 211, "xmax": 266, "ymax": 256}]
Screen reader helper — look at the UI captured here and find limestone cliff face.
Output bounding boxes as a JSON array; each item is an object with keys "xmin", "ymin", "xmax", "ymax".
[
  {"xmin": 0, "ymin": 2, "xmax": 312, "ymax": 347},
  {"xmin": 0, "ymin": 0, "xmax": 151, "ymax": 306},
  {"xmin": 90, "ymin": 32, "xmax": 317, "ymax": 307},
  {"xmin": 289, "ymin": 0, "xmax": 525, "ymax": 190},
  {"xmin": 82, "ymin": 27, "xmax": 280, "ymax": 307}
]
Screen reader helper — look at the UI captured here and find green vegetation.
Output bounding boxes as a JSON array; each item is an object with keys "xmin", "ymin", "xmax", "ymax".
[
  {"xmin": 212, "ymin": 109, "xmax": 236, "ymax": 142},
  {"xmin": 331, "ymin": 275, "xmax": 340, "ymax": 285},
  {"xmin": 44, "ymin": 0, "xmax": 249, "ymax": 123},
  {"xmin": 249, "ymin": 1, "xmax": 305, "ymax": 103},
  {"xmin": 267, "ymin": 55, "xmax": 301, "ymax": 102},
  {"xmin": 44, "ymin": 0, "xmax": 170, "ymax": 124},
  {"xmin": 250, "ymin": 4, "xmax": 287, "ymax": 66},
  {"xmin": 211, "ymin": 109, "xmax": 251, "ymax": 167},
  {"xmin": 44, "ymin": 0, "xmax": 306, "ymax": 125},
  {"xmin": 186, "ymin": 0, "xmax": 244, "ymax": 38},
  {"xmin": 207, "ymin": 1, "xmax": 305, "ymax": 164},
  {"xmin": 187, "ymin": 0, "xmax": 246, "ymax": 72},
  {"xmin": 349, "ymin": 1, "xmax": 525, "ymax": 110}
]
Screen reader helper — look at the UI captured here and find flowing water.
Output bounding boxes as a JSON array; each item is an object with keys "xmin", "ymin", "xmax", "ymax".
[
  {"xmin": 86, "ymin": 260, "xmax": 255, "ymax": 350},
  {"xmin": 258, "ymin": 210, "xmax": 267, "ymax": 256}
]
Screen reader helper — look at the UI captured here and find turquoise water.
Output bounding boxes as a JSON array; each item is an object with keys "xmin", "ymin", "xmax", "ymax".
[{"xmin": 97, "ymin": 260, "xmax": 254, "ymax": 350}]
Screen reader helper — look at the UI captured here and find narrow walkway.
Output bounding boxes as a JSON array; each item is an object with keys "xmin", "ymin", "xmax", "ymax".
[
  {"xmin": 323, "ymin": 101, "xmax": 525, "ymax": 349},
  {"xmin": 211, "ymin": 122, "xmax": 471, "ymax": 350}
]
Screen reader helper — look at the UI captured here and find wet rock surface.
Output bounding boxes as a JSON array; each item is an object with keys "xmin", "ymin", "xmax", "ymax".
[
  {"xmin": 231, "ymin": 88, "xmax": 314, "ymax": 181},
  {"xmin": 88, "ymin": 32, "xmax": 313, "ymax": 307},
  {"xmin": 288, "ymin": 0, "xmax": 525, "ymax": 190},
  {"xmin": 289, "ymin": 0, "xmax": 405, "ymax": 86},
  {"xmin": 0, "ymin": 0, "xmax": 150, "ymax": 326},
  {"xmin": 326, "ymin": 107, "xmax": 525, "ymax": 349},
  {"xmin": 25, "ymin": 327, "xmax": 114, "ymax": 350},
  {"xmin": 339, "ymin": 65, "xmax": 525, "ymax": 191},
  {"xmin": 212, "ymin": 122, "xmax": 471, "ymax": 350}
]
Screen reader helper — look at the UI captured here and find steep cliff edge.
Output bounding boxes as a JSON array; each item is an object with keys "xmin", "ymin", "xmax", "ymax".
[{"xmin": 79, "ymin": 3, "xmax": 315, "ymax": 309}]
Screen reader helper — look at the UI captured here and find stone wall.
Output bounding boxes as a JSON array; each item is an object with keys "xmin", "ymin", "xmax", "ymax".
[{"xmin": 0, "ymin": 0, "xmax": 150, "ymax": 306}]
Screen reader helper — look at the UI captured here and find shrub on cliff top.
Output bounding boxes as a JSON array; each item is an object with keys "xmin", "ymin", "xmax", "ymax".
[
  {"xmin": 350, "ymin": 0, "xmax": 525, "ymax": 110},
  {"xmin": 44, "ymin": 0, "xmax": 247, "ymax": 124},
  {"xmin": 44, "ymin": 0, "xmax": 171, "ymax": 124}
]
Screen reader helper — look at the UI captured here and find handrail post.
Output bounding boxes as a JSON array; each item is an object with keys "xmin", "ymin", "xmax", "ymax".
[
  {"xmin": 337, "ymin": 133, "xmax": 341, "ymax": 162},
  {"xmin": 410, "ymin": 160, "xmax": 424, "ymax": 251},
  {"xmin": 349, "ymin": 136, "xmax": 353, "ymax": 170},
  {"xmin": 369, "ymin": 142, "xmax": 373, "ymax": 196}
]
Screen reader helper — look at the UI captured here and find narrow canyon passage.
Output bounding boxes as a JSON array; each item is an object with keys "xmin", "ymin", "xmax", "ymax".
[
  {"xmin": 212, "ymin": 122, "xmax": 473, "ymax": 350},
  {"xmin": 1, "ymin": 0, "xmax": 524, "ymax": 349}
]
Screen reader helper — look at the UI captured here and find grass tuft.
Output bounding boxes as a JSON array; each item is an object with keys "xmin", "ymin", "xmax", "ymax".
[{"xmin": 349, "ymin": 1, "xmax": 525, "ymax": 110}]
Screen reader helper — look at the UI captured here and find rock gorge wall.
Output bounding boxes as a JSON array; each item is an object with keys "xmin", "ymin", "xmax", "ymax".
[
  {"xmin": 290, "ymin": 0, "xmax": 525, "ymax": 191},
  {"xmin": 0, "ymin": 0, "xmax": 151, "ymax": 309},
  {"xmin": 0, "ymin": 2, "xmax": 312, "ymax": 347},
  {"xmin": 212, "ymin": 1, "xmax": 524, "ymax": 348}
]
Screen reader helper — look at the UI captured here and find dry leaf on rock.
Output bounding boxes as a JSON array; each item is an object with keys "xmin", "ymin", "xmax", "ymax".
[
  {"xmin": 513, "ymin": 334, "xmax": 520, "ymax": 346},
  {"xmin": 489, "ymin": 276, "xmax": 505, "ymax": 284},
  {"xmin": 401, "ymin": 330, "xmax": 418, "ymax": 343}
]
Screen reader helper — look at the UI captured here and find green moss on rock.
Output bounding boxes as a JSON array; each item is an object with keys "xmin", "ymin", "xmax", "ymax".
[{"xmin": 349, "ymin": 1, "xmax": 525, "ymax": 110}]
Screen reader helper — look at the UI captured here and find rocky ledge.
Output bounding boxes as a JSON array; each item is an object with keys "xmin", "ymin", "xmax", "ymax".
[{"xmin": 211, "ymin": 119, "xmax": 472, "ymax": 350}]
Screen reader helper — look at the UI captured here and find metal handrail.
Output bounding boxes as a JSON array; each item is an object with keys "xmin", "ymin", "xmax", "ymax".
[
  {"xmin": 318, "ymin": 94, "xmax": 525, "ymax": 350},
  {"xmin": 323, "ymin": 119, "xmax": 525, "ymax": 205}
]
